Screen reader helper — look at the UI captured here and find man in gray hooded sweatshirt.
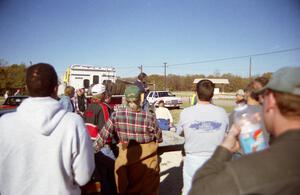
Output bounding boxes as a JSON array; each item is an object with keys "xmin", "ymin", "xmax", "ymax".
[{"xmin": 0, "ymin": 63, "xmax": 95, "ymax": 195}]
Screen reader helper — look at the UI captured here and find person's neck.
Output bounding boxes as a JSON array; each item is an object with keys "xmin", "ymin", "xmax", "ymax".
[
  {"xmin": 273, "ymin": 115, "xmax": 300, "ymax": 137},
  {"xmin": 197, "ymin": 100, "xmax": 210, "ymax": 105},
  {"xmin": 92, "ymin": 98, "xmax": 103, "ymax": 103}
]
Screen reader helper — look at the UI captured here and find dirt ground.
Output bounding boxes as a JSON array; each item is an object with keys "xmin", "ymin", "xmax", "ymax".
[{"xmin": 159, "ymin": 151, "xmax": 183, "ymax": 195}]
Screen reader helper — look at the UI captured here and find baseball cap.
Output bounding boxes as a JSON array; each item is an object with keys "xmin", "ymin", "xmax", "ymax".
[
  {"xmin": 256, "ymin": 67, "xmax": 300, "ymax": 96},
  {"xmin": 91, "ymin": 84, "xmax": 106, "ymax": 95},
  {"xmin": 236, "ymin": 89, "xmax": 245, "ymax": 96},
  {"xmin": 124, "ymin": 85, "xmax": 140, "ymax": 101}
]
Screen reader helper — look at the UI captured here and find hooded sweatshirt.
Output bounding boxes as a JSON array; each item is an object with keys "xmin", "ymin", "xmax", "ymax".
[{"xmin": 0, "ymin": 97, "xmax": 95, "ymax": 195}]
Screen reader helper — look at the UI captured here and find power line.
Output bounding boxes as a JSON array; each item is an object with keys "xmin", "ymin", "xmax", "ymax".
[
  {"xmin": 113, "ymin": 47, "xmax": 300, "ymax": 71},
  {"xmin": 168, "ymin": 47, "xmax": 300, "ymax": 67}
]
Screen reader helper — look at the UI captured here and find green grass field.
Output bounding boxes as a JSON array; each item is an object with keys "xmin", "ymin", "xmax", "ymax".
[
  {"xmin": 0, "ymin": 97, "xmax": 4, "ymax": 105},
  {"xmin": 169, "ymin": 99, "xmax": 234, "ymax": 124}
]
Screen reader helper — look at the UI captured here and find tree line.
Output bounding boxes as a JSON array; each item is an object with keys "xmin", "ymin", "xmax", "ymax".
[
  {"xmin": 126, "ymin": 72, "xmax": 272, "ymax": 92},
  {"xmin": 0, "ymin": 63, "xmax": 26, "ymax": 95},
  {"xmin": 0, "ymin": 62, "xmax": 272, "ymax": 95}
]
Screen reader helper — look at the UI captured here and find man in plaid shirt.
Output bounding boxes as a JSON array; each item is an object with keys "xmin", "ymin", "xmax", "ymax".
[{"xmin": 94, "ymin": 85, "xmax": 162, "ymax": 195}]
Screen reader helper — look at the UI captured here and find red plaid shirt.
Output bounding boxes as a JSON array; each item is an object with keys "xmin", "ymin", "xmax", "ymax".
[{"xmin": 94, "ymin": 107, "xmax": 162, "ymax": 151}]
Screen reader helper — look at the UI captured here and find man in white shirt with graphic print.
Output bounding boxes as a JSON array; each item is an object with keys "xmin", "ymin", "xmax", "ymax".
[{"xmin": 177, "ymin": 79, "xmax": 229, "ymax": 195}]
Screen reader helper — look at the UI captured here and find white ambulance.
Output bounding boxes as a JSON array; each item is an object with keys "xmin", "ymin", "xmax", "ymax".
[{"xmin": 63, "ymin": 64, "xmax": 116, "ymax": 90}]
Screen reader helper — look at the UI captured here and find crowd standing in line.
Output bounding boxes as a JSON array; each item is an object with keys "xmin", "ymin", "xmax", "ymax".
[
  {"xmin": 0, "ymin": 63, "xmax": 95, "ymax": 195},
  {"xmin": 1, "ymin": 63, "xmax": 300, "ymax": 195},
  {"xmin": 189, "ymin": 67, "xmax": 300, "ymax": 195},
  {"xmin": 177, "ymin": 79, "xmax": 229, "ymax": 195}
]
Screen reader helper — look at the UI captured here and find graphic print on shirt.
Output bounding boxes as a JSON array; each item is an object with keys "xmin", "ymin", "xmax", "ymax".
[{"xmin": 189, "ymin": 121, "xmax": 222, "ymax": 132}]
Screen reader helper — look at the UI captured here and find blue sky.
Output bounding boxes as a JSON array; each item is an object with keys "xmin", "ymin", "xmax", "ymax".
[{"xmin": 0, "ymin": 0, "xmax": 300, "ymax": 78}]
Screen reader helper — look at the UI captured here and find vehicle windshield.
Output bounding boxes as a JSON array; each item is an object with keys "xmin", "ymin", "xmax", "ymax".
[{"xmin": 158, "ymin": 92, "xmax": 174, "ymax": 97}]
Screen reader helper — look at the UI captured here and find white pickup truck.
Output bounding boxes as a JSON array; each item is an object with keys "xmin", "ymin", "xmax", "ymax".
[{"xmin": 146, "ymin": 91, "xmax": 182, "ymax": 109}]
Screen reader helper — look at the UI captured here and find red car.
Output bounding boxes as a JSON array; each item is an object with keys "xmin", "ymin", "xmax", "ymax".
[{"xmin": 0, "ymin": 96, "xmax": 28, "ymax": 116}]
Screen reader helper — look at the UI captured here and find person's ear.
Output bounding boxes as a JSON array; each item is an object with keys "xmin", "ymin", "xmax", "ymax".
[{"xmin": 264, "ymin": 92, "xmax": 276, "ymax": 112}]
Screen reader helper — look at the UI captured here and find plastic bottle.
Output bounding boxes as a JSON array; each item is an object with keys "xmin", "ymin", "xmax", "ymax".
[{"xmin": 233, "ymin": 103, "xmax": 268, "ymax": 154}]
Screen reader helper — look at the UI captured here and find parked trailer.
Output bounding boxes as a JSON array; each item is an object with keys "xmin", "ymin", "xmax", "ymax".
[{"xmin": 63, "ymin": 64, "xmax": 117, "ymax": 90}]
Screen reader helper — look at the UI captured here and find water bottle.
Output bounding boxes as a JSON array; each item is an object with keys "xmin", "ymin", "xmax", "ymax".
[{"xmin": 233, "ymin": 104, "xmax": 268, "ymax": 154}]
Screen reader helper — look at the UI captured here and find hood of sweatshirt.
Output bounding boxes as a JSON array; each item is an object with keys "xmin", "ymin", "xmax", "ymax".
[{"xmin": 16, "ymin": 97, "xmax": 67, "ymax": 136}]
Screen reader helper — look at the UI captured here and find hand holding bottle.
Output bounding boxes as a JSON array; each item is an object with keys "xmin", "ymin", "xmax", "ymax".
[{"xmin": 221, "ymin": 124, "xmax": 241, "ymax": 153}]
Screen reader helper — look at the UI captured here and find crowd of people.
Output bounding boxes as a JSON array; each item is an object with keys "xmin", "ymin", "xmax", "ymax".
[{"xmin": 0, "ymin": 62, "xmax": 300, "ymax": 195}]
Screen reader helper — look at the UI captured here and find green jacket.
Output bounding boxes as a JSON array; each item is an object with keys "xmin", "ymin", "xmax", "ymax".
[{"xmin": 189, "ymin": 130, "xmax": 300, "ymax": 195}]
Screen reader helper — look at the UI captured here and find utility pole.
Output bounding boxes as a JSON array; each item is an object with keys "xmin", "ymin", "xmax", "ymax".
[
  {"xmin": 138, "ymin": 65, "xmax": 143, "ymax": 73},
  {"xmin": 164, "ymin": 62, "xmax": 167, "ymax": 90},
  {"xmin": 249, "ymin": 57, "xmax": 252, "ymax": 80}
]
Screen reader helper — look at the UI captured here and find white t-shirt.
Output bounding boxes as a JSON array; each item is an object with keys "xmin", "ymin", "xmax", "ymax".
[
  {"xmin": 155, "ymin": 106, "xmax": 173, "ymax": 123},
  {"xmin": 177, "ymin": 103, "xmax": 229, "ymax": 156}
]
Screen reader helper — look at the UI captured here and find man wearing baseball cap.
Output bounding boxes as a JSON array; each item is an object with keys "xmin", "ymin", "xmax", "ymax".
[
  {"xmin": 189, "ymin": 67, "xmax": 300, "ymax": 195},
  {"xmin": 84, "ymin": 84, "xmax": 110, "ymax": 138},
  {"xmin": 83, "ymin": 83, "xmax": 117, "ymax": 195},
  {"xmin": 94, "ymin": 85, "xmax": 162, "ymax": 195}
]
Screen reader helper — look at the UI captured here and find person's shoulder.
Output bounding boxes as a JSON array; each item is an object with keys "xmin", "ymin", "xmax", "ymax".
[
  {"xmin": 58, "ymin": 95, "xmax": 67, "ymax": 101},
  {"xmin": 210, "ymin": 104, "xmax": 227, "ymax": 114},
  {"xmin": 140, "ymin": 110, "xmax": 156, "ymax": 118},
  {"xmin": 0, "ymin": 112, "xmax": 17, "ymax": 124},
  {"xmin": 182, "ymin": 105, "xmax": 197, "ymax": 113},
  {"xmin": 155, "ymin": 107, "xmax": 164, "ymax": 112},
  {"xmin": 178, "ymin": 105, "xmax": 195, "ymax": 118},
  {"xmin": 112, "ymin": 107, "xmax": 129, "ymax": 118},
  {"xmin": 114, "ymin": 105, "xmax": 127, "ymax": 113},
  {"xmin": 162, "ymin": 107, "xmax": 170, "ymax": 111},
  {"xmin": 88, "ymin": 102, "xmax": 102, "ymax": 110},
  {"xmin": 62, "ymin": 112, "xmax": 84, "ymax": 125}
]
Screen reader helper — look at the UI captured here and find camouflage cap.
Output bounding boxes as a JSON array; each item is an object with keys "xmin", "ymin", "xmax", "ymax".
[{"xmin": 124, "ymin": 85, "xmax": 140, "ymax": 101}]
